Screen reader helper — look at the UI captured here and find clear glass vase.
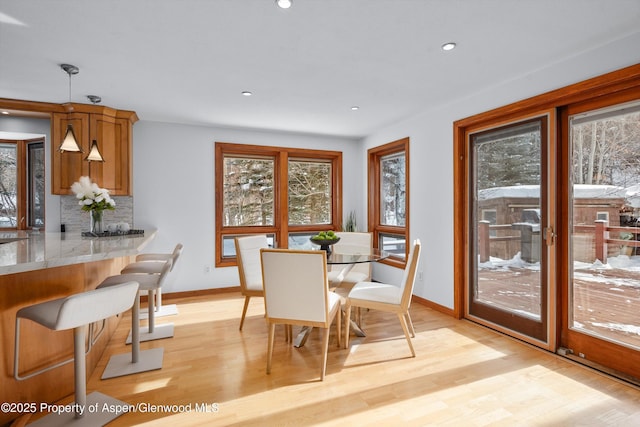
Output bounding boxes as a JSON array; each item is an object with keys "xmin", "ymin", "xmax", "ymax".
[{"xmin": 90, "ymin": 209, "xmax": 104, "ymax": 234}]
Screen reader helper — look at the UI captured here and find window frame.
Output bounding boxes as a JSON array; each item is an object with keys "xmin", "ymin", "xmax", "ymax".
[
  {"xmin": 368, "ymin": 137, "xmax": 410, "ymax": 268},
  {"xmin": 0, "ymin": 137, "xmax": 44, "ymax": 230},
  {"xmin": 215, "ymin": 142, "xmax": 342, "ymax": 267}
]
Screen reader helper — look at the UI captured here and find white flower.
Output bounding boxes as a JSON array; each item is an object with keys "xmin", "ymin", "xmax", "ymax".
[{"xmin": 71, "ymin": 176, "xmax": 116, "ymax": 213}]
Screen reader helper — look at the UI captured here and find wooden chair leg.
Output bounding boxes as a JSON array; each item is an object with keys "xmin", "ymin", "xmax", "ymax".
[
  {"xmin": 397, "ymin": 313, "xmax": 415, "ymax": 357},
  {"xmin": 239, "ymin": 296, "xmax": 251, "ymax": 330},
  {"xmin": 336, "ymin": 306, "xmax": 341, "ymax": 348},
  {"xmin": 321, "ymin": 326, "xmax": 330, "ymax": 381},
  {"xmin": 405, "ymin": 311, "xmax": 415, "ymax": 337},
  {"xmin": 267, "ymin": 323, "xmax": 276, "ymax": 374},
  {"xmin": 344, "ymin": 303, "xmax": 352, "ymax": 349}
]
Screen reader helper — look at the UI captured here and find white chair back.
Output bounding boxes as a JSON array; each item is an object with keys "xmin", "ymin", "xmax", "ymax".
[
  {"xmin": 54, "ymin": 281, "xmax": 139, "ymax": 330},
  {"xmin": 169, "ymin": 243, "xmax": 184, "ymax": 271},
  {"xmin": 399, "ymin": 239, "xmax": 422, "ymax": 309},
  {"xmin": 333, "ymin": 232, "xmax": 373, "ymax": 278},
  {"xmin": 157, "ymin": 259, "xmax": 174, "ymax": 286},
  {"xmin": 236, "ymin": 235, "xmax": 269, "ymax": 292},
  {"xmin": 261, "ymin": 249, "xmax": 329, "ymax": 325}
]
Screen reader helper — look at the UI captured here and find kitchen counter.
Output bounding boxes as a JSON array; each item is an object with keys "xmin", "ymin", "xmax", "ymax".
[
  {"xmin": 0, "ymin": 229, "xmax": 157, "ymax": 275},
  {"xmin": 0, "ymin": 229, "xmax": 157, "ymax": 424}
]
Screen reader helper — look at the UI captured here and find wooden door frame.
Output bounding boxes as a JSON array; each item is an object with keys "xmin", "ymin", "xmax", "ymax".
[{"xmin": 453, "ymin": 63, "xmax": 640, "ymax": 351}]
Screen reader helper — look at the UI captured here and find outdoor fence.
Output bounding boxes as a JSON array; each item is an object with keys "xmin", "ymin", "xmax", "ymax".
[{"xmin": 479, "ymin": 219, "xmax": 640, "ymax": 264}]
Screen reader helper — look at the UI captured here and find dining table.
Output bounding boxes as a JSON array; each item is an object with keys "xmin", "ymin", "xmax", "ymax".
[{"xmin": 293, "ymin": 247, "xmax": 390, "ymax": 347}]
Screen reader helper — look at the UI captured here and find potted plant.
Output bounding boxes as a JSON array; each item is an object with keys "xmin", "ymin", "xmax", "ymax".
[{"xmin": 343, "ymin": 210, "xmax": 357, "ymax": 232}]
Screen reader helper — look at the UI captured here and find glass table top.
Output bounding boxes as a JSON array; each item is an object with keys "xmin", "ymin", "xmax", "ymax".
[{"xmin": 325, "ymin": 248, "xmax": 389, "ymax": 265}]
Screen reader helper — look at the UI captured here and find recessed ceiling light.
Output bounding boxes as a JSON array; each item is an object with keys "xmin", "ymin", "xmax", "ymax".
[
  {"xmin": 241, "ymin": 91, "xmax": 252, "ymax": 96},
  {"xmin": 351, "ymin": 106, "xmax": 359, "ymax": 111},
  {"xmin": 1, "ymin": 111, "xmax": 9, "ymax": 115},
  {"xmin": 276, "ymin": 0, "xmax": 292, "ymax": 9},
  {"xmin": 441, "ymin": 42, "xmax": 457, "ymax": 51}
]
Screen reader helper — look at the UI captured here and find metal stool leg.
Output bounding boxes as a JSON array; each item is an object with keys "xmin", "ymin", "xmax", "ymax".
[{"xmin": 102, "ymin": 290, "xmax": 163, "ymax": 379}]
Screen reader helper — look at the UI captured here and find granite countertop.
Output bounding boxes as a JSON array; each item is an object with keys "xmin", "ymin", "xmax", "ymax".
[{"xmin": 0, "ymin": 229, "xmax": 157, "ymax": 276}]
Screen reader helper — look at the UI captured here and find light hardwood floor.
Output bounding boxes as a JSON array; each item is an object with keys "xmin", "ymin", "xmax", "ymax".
[{"xmin": 24, "ymin": 291, "xmax": 640, "ymax": 426}]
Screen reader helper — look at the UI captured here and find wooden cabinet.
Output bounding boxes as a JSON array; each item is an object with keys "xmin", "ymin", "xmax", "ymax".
[{"xmin": 51, "ymin": 103, "xmax": 138, "ymax": 195}]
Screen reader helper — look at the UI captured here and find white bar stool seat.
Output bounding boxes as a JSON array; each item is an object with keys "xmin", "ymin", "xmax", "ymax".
[
  {"xmin": 123, "ymin": 243, "xmax": 183, "ymax": 318},
  {"xmin": 14, "ymin": 281, "xmax": 139, "ymax": 426}
]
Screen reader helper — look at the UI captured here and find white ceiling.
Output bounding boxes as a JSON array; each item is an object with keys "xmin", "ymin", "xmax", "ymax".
[{"xmin": 1, "ymin": 0, "xmax": 639, "ymax": 138}]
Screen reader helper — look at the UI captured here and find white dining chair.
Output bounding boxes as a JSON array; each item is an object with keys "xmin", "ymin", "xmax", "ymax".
[
  {"xmin": 261, "ymin": 249, "xmax": 341, "ymax": 380},
  {"xmin": 235, "ymin": 235, "xmax": 269, "ymax": 330},
  {"xmin": 327, "ymin": 231, "xmax": 373, "ymax": 289},
  {"xmin": 344, "ymin": 239, "xmax": 421, "ymax": 357}
]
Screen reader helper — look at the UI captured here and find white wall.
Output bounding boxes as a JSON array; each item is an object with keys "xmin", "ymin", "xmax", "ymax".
[
  {"xmin": 132, "ymin": 121, "xmax": 361, "ymax": 293},
  {"xmin": 362, "ymin": 31, "xmax": 640, "ymax": 309},
  {"xmin": 132, "ymin": 31, "xmax": 640, "ymax": 304}
]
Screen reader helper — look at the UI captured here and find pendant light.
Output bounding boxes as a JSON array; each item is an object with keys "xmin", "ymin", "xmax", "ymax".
[
  {"xmin": 84, "ymin": 96, "xmax": 105, "ymax": 162},
  {"xmin": 58, "ymin": 63, "xmax": 83, "ymax": 153},
  {"xmin": 85, "ymin": 140, "xmax": 105, "ymax": 162}
]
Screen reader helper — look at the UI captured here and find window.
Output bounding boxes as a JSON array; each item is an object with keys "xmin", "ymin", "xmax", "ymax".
[
  {"xmin": 368, "ymin": 137, "xmax": 409, "ymax": 267},
  {"xmin": 215, "ymin": 142, "xmax": 342, "ymax": 266},
  {"xmin": 0, "ymin": 138, "xmax": 45, "ymax": 230}
]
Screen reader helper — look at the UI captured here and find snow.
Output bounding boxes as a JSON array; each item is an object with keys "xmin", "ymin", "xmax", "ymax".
[
  {"xmin": 479, "ymin": 252, "xmax": 640, "ymax": 339},
  {"xmin": 478, "ymin": 184, "xmax": 628, "ymax": 200},
  {"xmin": 481, "ymin": 252, "xmax": 640, "ymax": 289}
]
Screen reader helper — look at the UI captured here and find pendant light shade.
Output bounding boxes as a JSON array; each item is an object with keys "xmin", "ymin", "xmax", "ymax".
[
  {"xmin": 59, "ymin": 124, "xmax": 82, "ymax": 152},
  {"xmin": 59, "ymin": 64, "xmax": 84, "ymax": 153},
  {"xmin": 85, "ymin": 140, "xmax": 104, "ymax": 162}
]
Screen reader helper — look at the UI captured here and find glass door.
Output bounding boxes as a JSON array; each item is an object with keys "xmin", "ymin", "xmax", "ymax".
[
  {"xmin": 467, "ymin": 115, "xmax": 555, "ymax": 346},
  {"xmin": 565, "ymin": 99, "xmax": 640, "ymax": 378}
]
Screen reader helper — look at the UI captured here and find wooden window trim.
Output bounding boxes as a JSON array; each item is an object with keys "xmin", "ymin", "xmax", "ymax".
[
  {"xmin": 215, "ymin": 142, "xmax": 342, "ymax": 267},
  {"xmin": 0, "ymin": 138, "xmax": 44, "ymax": 230},
  {"xmin": 368, "ymin": 137, "xmax": 410, "ymax": 269}
]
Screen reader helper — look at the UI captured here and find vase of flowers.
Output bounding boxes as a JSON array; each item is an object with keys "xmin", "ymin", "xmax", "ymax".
[{"xmin": 71, "ymin": 176, "xmax": 116, "ymax": 235}]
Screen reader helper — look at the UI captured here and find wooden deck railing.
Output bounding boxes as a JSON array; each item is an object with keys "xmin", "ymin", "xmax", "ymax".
[
  {"xmin": 480, "ymin": 219, "xmax": 640, "ymax": 264},
  {"xmin": 575, "ymin": 220, "xmax": 640, "ymax": 263}
]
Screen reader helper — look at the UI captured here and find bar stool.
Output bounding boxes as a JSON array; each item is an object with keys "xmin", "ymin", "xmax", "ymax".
[
  {"xmin": 97, "ymin": 263, "xmax": 172, "ymax": 379},
  {"xmin": 14, "ymin": 281, "xmax": 139, "ymax": 426},
  {"xmin": 103, "ymin": 259, "xmax": 174, "ymax": 348},
  {"xmin": 123, "ymin": 243, "xmax": 183, "ymax": 319}
]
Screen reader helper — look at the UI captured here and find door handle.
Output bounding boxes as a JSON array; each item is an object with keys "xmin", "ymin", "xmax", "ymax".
[{"xmin": 544, "ymin": 227, "xmax": 556, "ymax": 246}]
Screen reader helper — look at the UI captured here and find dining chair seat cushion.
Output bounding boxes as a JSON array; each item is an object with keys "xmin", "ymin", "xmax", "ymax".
[{"xmin": 348, "ymin": 282, "xmax": 402, "ymax": 305}]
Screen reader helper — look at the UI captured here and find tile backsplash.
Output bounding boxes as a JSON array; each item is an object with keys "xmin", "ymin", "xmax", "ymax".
[{"xmin": 60, "ymin": 196, "xmax": 134, "ymax": 233}]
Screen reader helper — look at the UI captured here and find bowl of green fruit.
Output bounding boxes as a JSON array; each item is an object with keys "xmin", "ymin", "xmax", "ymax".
[{"xmin": 310, "ymin": 231, "xmax": 340, "ymax": 254}]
